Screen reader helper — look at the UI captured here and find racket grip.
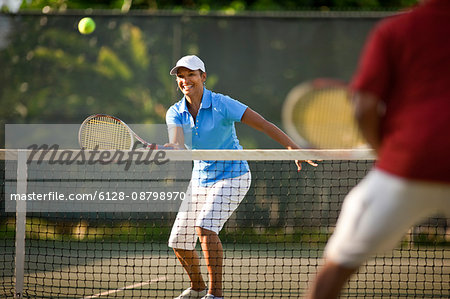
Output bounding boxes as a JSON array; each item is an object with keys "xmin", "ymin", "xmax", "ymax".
[{"xmin": 146, "ymin": 144, "xmax": 173, "ymax": 150}]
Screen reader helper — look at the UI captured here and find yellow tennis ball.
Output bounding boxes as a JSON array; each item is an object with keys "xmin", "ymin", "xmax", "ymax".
[{"xmin": 78, "ymin": 17, "xmax": 96, "ymax": 35}]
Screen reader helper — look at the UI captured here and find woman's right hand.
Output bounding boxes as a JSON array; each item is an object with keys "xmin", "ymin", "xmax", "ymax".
[{"xmin": 163, "ymin": 143, "xmax": 185, "ymax": 150}]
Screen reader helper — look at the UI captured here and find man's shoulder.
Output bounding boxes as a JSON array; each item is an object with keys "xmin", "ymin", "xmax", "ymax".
[
  {"xmin": 370, "ymin": 10, "xmax": 415, "ymax": 42},
  {"xmin": 377, "ymin": 3, "xmax": 435, "ymax": 32},
  {"xmin": 375, "ymin": 11, "xmax": 408, "ymax": 31}
]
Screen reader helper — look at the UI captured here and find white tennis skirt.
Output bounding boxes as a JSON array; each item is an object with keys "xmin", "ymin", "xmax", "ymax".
[{"xmin": 168, "ymin": 171, "xmax": 251, "ymax": 250}]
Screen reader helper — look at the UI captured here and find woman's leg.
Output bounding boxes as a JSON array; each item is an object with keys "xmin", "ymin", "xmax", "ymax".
[
  {"xmin": 169, "ymin": 181, "xmax": 208, "ymax": 297},
  {"xmin": 173, "ymin": 248, "xmax": 207, "ymax": 291},
  {"xmin": 196, "ymin": 227, "xmax": 223, "ymax": 297},
  {"xmin": 194, "ymin": 172, "xmax": 251, "ymax": 298}
]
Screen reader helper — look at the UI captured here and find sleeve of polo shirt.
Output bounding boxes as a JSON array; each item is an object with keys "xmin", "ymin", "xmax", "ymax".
[
  {"xmin": 221, "ymin": 95, "xmax": 248, "ymax": 122},
  {"xmin": 165, "ymin": 105, "xmax": 182, "ymax": 126},
  {"xmin": 350, "ymin": 19, "xmax": 392, "ymax": 102}
]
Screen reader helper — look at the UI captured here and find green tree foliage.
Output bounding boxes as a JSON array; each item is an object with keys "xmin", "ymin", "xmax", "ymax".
[
  {"xmin": 18, "ymin": 0, "xmax": 418, "ymax": 11},
  {"xmin": 0, "ymin": 15, "xmax": 175, "ymax": 134}
]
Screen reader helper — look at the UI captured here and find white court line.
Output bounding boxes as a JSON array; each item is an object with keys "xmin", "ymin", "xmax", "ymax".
[{"xmin": 82, "ymin": 275, "xmax": 167, "ymax": 298}]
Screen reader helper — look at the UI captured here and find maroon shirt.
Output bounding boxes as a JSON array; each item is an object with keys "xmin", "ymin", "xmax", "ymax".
[{"xmin": 351, "ymin": 0, "xmax": 450, "ymax": 183}]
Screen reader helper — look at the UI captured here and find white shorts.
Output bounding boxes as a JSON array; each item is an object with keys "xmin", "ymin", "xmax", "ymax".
[
  {"xmin": 168, "ymin": 172, "xmax": 251, "ymax": 250},
  {"xmin": 325, "ymin": 169, "xmax": 450, "ymax": 268}
]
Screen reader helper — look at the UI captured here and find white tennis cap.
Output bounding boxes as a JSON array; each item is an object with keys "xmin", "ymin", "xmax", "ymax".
[{"xmin": 170, "ymin": 55, "xmax": 206, "ymax": 75}]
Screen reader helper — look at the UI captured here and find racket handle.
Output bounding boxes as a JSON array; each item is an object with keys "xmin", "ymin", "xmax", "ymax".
[{"xmin": 146, "ymin": 143, "xmax": 173, "ymax": 150}]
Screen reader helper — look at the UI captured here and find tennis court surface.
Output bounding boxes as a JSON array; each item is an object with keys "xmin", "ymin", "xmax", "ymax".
[{"xmin": 1, "ymin": 149, "xmax": 448, "ymax": 298}]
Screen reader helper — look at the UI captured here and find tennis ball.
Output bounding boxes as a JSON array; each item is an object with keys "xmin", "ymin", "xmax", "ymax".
[{"xmin": 78, "ymin": 17, "xmax": 96, "ymax": 35}]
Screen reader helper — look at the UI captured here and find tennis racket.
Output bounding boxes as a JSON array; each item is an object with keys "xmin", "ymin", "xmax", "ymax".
[
  {"xmin": 78, "ymin": 114, "xmax": 166, "ymax": 150},
  {"xmin": 282, "ymin": 78, "xmax": 366, "ymax": 149}
]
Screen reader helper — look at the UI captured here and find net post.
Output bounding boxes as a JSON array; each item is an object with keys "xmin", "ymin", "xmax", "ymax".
[{"xmin": 15, "ymin": 150, "xmax": 27, "ymax": 299}]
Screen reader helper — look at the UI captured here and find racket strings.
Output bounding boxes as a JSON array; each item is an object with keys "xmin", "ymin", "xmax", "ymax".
[{"xmin": 80, "ymin": 116, "xmax": 133, "ymax": 150}]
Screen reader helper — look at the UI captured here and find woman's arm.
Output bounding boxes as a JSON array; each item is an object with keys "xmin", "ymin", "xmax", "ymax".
[
  {"xmin": 164, "ymin": 125, "xmax": 186, "ymax": 149},
  {"xmin": 241, "ymin": 107, "xmax": 318, "ymax": 170},
  {"xmin": 241, "ymin": 108, "xmax": 300, "ymax": 149}
]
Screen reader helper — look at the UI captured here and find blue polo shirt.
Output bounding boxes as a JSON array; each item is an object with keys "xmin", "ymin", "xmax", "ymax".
[{"xmin": 166, "ymin": 88, "xmax": 250, "ymax": 186}]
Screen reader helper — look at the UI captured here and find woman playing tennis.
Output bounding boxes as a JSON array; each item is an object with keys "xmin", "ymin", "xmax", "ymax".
[{"xmin": 165, "ymin": 55, "xmax": 317, "ymax": 299}]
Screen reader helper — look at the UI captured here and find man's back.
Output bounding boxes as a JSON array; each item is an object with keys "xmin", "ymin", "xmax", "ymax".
[{"xmin": 351, "ymin": 0, "xmax": 450, "ymax": 182}]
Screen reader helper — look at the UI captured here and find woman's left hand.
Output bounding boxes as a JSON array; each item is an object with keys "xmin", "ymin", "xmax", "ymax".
[{"xmin": 295, "ymin": 159, "xmax": 319, "ymax": 172}]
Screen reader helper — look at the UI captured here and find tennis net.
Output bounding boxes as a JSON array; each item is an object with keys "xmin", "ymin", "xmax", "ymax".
[{"xmin": 1, "ymin": 149, "xmax": 448, "ymax": 298}]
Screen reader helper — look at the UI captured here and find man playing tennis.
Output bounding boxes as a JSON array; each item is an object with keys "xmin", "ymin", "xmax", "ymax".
[
  {"xmin": 165, "ymin": 55, "xmax": 317, "ymax": 299},
  {"xmin": 306, "ymin": 0, "xmax": 450, "ymax": 298}
]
